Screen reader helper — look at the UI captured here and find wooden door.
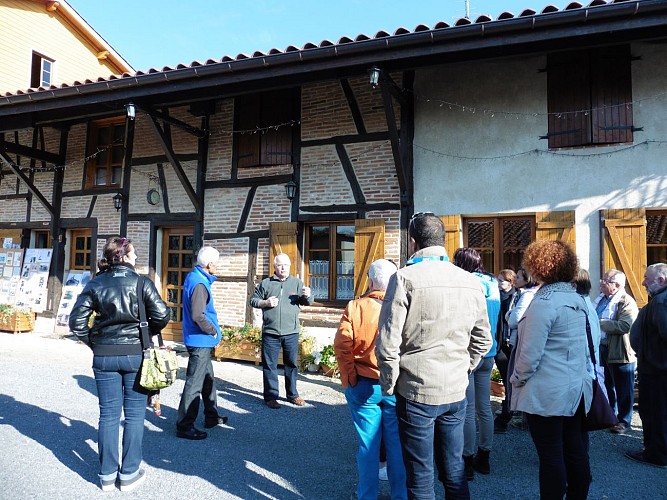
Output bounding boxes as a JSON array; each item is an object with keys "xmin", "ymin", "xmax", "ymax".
[
  {"xmin": 601, "ymin": 209, "xmax": 647, "ymax": 307},
  {"xmin": 161, "ymin": 227, "xmax": 195, "ymax": 341}
]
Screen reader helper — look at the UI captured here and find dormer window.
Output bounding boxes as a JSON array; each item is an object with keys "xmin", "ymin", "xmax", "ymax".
[{"xmin": 31, "ymin": 52, "xmax": 54, "ymax": 87}]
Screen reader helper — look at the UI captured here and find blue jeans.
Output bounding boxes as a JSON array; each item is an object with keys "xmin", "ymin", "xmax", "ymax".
[
  {"xmin": 177, "ymin": 347, "xmax": 218, "ymax": 430},
  {"xmin": 464, "ymin": 356, "xmax": 494, "ymax": 455},
  {"xmin": 345, "ymin": 377, "xmax": 407, "ymax": 500},
  {"xmin": 607, "ymin": 361, "xmax": 636, "ymax": 428},
  {"xmin": 526, "ymin": 400, "xmax": 590, "ymax": 500},
  {"xmin": 262, "ymin": 332, "xmax": 299, "ymax": 401},
  {"xmin": 92, "ymin": 354, "xmax": 145, "ymax": 482},
  {"xmin": 396, "ymin": 394, "xmax": 469, "ymax": 500}
]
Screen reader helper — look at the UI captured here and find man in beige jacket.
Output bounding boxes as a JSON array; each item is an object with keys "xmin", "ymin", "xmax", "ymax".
[
  {"xmin": 594, "ymin": 269, "xmax": 638, "ymax": 434},
  {"xmin": 376, "ymin": 213, "xmax": 492, "ymax": 499}
]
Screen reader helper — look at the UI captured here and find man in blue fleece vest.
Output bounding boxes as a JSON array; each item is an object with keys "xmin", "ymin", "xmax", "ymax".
[
  {"xmin": 250, "ymin": 253, "xmax": 312, "ymax": 409},
  {"xmin": 176, "ymin": 246, "xmax": 227, "ymax": 440}
]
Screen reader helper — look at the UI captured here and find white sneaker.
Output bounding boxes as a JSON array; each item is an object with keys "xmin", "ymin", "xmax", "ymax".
[
  {"xmin": 119, "ymin": 469, "xmax": 146, "ymax": 492},
  {"xmin": 378, "ymin": 463, "xmax": 388, "ymax": 481}
]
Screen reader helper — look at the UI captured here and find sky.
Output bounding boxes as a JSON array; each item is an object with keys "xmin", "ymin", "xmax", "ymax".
[{"xmin": 67, "ymin": 0, "xmax": 573, "ymax": 72}]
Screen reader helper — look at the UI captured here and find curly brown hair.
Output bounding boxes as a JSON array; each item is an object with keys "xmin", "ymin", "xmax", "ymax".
[{"xmin": 522, "ymin": 240, "xmax": 578, "ymax": 284}]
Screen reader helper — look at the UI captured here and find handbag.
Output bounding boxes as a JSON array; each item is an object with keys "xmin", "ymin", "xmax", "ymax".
[
  {"xmin": 136, "ymin": 276, "xmax": 178, "ymax": 390},
  {"xmin": 583, "ymin": 311, "xmax": 618, "ymax": 431}
]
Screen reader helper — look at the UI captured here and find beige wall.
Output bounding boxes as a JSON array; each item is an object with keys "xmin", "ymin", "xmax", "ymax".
[{"xmin": 0, "ymin": 0, "xmax": 122, "ymax": 93}]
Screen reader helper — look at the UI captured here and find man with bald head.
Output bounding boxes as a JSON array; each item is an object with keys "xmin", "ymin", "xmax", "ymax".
[{"xmin": 250, "ymin": 253, "xmax": 312, "ymax": 409}]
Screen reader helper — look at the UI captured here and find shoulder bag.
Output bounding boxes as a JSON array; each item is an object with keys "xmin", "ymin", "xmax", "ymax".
[
  {"xmin": 137, "ymin": 276, "xmax": 178, "ymax": 390},
  {"xmin": 583, "ymin": 311, "xmax": 618, "ymax": 431}
]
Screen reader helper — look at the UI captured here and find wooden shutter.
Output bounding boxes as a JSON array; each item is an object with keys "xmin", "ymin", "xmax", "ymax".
[
  {"xmin": 535, "ymin": 211, "xmax": 576, "ymax": 251},
  {"xmin": 601, "ymin": 209, "xmax": 647, "ymax": 307},
  {"xmin": 591, "ymin": 45, "xmax": 633, "ymax": 145},
  {"xmin": 354, "ymin": 219, "xmax": 385, "ymax": 298},
  {"xmin": 261, "ymin": 90, "xmax": 294, "ymax": 166},
  {"xmin": 440, "ymin": 215, "xmax": 461, "ymax": 260},
  {"xmin": 269, "ymin": 222, "xmax": 299, "ymax": 276},
  {"xmin": 236, "ymin": 96, "xmax": 261, "ymax": 168},
  {"xmin": 547, "ymin": 52, "xmax": 591, "ymax": 148}
]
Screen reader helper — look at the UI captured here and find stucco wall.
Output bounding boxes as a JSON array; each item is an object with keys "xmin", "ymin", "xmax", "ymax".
[{"xmin": 413, "ymin": 41, "xmax": 667, "ymax": 286}]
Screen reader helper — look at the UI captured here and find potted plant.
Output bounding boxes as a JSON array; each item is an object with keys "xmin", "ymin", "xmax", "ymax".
[
  {"xmin": 317, "ymin": 344, "xmax": 339, "ymax": 377},
  {"xmin": 490, "ymin": 365, "xmax": 505, "ymax": 398},
  {"xmin": 0, "ymin": 304, "xmax": 34, "ymax": 334}
]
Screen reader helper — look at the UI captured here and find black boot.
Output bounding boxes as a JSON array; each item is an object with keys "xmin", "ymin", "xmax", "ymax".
[
  {"xmin": 463, "ymin": 455, "xmax": 474, "ymax": 481},
  {"xmin": 473, "ymin": 448, "xmax": 490, "ymax": 475}
]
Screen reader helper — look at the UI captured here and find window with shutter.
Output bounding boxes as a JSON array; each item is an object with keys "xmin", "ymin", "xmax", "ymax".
[
  {"xmin": 647, "ymin": 210, "xmax": 667, "ymax": 266},
  {"xmin": 234, "ymin": 88, "xmax": 298, "ymax": 168},
  {"xmin": 547, "ymin": 45, "xmax": 633, "ymax": 149}
]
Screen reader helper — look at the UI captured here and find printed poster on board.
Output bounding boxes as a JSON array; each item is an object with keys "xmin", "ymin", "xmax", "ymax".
[
  {"xmin": 0, "ymin": 249, "xmax": 24, "ymax": 306},
  {"xmin": 15, "ymin": 249, "xmax": 53, "ymax": 313},
  {"xmin": 55, "ymin": 270, "xmax": 91, "ymax": 331}
]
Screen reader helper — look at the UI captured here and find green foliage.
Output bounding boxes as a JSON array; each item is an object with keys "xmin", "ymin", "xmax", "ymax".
[
  {"xmin": 491, "ymin": 365, "xmax": 503, "ymax": 383},
  {"xmin": 0, "ymin": 304, "xmax": 32, "ymax": 327},
  {"xmin": 319, "ymin": 344, "xmax": 337, "ymax": 368}
]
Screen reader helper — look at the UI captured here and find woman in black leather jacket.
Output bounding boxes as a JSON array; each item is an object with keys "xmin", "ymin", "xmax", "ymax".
[{"xmin": 69, "ymin": 236, "xmax": 169, "ymax": 492}]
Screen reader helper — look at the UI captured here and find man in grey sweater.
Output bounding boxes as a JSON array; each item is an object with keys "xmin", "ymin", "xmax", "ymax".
[
  {"xmin": 376, "ymin": 213, "xmax": 492, "ymax": 499},
  {"xmin": 250, "ymin": 253, "xmax": 312, "ymax": 409}
]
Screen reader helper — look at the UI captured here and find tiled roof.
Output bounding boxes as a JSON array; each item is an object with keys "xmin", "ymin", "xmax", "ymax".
[{"xmin": 0, "ymin": 0, "xmax": 652, "ymax": 99}]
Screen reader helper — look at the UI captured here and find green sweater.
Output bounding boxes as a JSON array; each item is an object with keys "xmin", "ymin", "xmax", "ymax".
[{"xmin": 250, "ymin": 275, "xmax": 313, "ymax": 336}]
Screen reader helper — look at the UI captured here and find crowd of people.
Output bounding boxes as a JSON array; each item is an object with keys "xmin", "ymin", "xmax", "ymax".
[{"xmin": 67, "ymin": 222, "xmax": 667, "ymax": 498}]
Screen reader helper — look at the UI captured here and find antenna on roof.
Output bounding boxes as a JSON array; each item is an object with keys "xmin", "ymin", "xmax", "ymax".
[{"xmin": 465, "ymin": 0, "xmax": 470, "ymax": 19}]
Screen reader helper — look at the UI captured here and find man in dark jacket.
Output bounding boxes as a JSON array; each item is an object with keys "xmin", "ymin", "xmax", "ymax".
[
  {"xmin": 250, "ymin": 253, "xmax": 312, "ymax": 409},
  {"xmin": 176, "ymin": 246, "xmax": 226, "ymax": 440},
  {"xmin": 627, "ymin": 263, "xmax": 667, "ymax": 468}
]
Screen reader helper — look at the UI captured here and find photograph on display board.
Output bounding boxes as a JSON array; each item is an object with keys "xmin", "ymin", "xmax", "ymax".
[
  {"xmin": 15, "ymin": 249, "xmax": 52, "ymax": 312},
  {"xmin": 0, "ymin": 249, "xmax": 24, "ymax": 306},
  {"xmin": 55, "ymin": 270, "xmax": 91, "ymax": 328}
]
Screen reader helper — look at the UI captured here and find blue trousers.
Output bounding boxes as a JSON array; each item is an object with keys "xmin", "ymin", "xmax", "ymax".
[
  {"xmin": 345, "ymin": 377, "xmax": 407, "ymax": 500},
  {"xmin": 261, "ymin": 332, "xmax": 299, "ymax": 401},
  {"xmin": 396, "ymin": 393, "xmax": 469, "ymax": 500},
  {"xmin": 464, "ymin": 356, "xmax": 494, "ymax": 456},
  {"xmin": 92, "ymin": 354, "xmax": 145, "ymax": 482},
  {"xmin": 177, "ymin": 347, "xmax": 218, "ymax": 430}
]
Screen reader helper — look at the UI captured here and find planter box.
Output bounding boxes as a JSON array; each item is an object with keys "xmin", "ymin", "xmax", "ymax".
[
  {"xmin": 0, "ymin": 311, "xmax": 35, "ymax": 334},
  {"xmin": 213, "ymin": 336, "xmax": 314, "ymax": 366}
]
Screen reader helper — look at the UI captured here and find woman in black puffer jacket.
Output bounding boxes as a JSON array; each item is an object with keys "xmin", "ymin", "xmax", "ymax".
[{"xmin": 69, "ymin": 236, "xmax": 169, "ymax": 492}]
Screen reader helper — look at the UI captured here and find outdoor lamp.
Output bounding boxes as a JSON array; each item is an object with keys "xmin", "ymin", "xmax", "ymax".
[
  {"xmin": 285, "ymin": 179, "xmax": 298, "ymax": 201},
  {"xmin": 126, "ymin": 102, "xmax": 136, "ymax": 120},
  {"xmin": 113, "ymin": 192, "xmax": 123, "ymax": 211},
  {"xmin": 368, "ymin": 66, "xmax": 381, "ymax": 88}
]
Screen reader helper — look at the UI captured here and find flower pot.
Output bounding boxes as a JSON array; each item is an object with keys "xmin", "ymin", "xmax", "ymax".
[
  {"xmin": 490, "ymin": 380, "xmax": 505, "ymax": 398},
  {"xmin": 307, "ymin": 363, "xmax": 319, "ymax": 373},
  {"xmin": 320, "ymin": 364, "xmax": 337, "ymax": 377}
]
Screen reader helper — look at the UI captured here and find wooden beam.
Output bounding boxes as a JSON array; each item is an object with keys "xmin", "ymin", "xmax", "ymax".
[
  {"xmin": 380, "ymin": 83, "xmax": 407, "ymax": 193},
  {"xmin": 206, "ymin": 174, "xmax": 292, "ymax": 189},
  {"xmin": 0, "ymin": 140, "xmax": 60, "ymax": 164},
  {"xmin": 380, "ymin": 73, "xmax": 408, "ymax": 108},
  {"xmin": 204, "ymin": 230, "xmax": 269, "ymax": 240},
  {"xmin": 194, "ymin": 114, "xmax": 210, "ymax": 250},
  {"xmin": 237, "ymin": 186, "xmax": 257, "ymax": 233},
  {"xmin": 246, "ymin": 237, "xmax": 258, "ymax": 324},
  {"xmin": 148, "ymin": 115, "xmax": 200, "ymax": 211},
  {"xmin": 336, "ymin": 143, "xmax": 366, "ymax": 205},
  {"xmin": 340, "ymin": 79, "xmax": 366, "ymax": 134},
  {"xmin": 301, "ymin": 131, "xmax": 390, "ymax": 147},
  {"xmin": 120, "ymin": 115, "xmax": 135, "ymax": 235},
  {"xmin": 300, "ymin": 202, "xmax": 400, "ymax": 212},
  {"xmin": 142, "ymin": 106, "xmax": 207, "ymax": 138},
  {"xmin": 156, "ymin": 163, "xmax": 170, "ymax": 213},
  {"xmin": 0, "ymin": 147, "xmax": 54, "ymax": 216}
]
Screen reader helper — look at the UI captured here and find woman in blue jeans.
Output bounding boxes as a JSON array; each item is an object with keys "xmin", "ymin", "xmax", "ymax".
[
  {"xmin": 453, "ymin": 248, "xmax": 501, "ymax": 480},
  {"xmin": 70, "ymin": 237, "xmax": 169, "ymax": 492}
]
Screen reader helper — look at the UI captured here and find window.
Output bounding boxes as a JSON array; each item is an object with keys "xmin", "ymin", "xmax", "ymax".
[
  {"xmin": 69, "ymin": 230, "xmax": 92, "ymax": 271},
  {"xmin": 85, "ymin": 118, "xmax": 125, "ymax": 188},
  {"xmin": 234, "ymin": 88, "xmax": 298, "ymax": 168},
  {"xmin": 31, "ymin": 52, "xmax": 54, "ymax": 87},
  {"xmin": 647, "ymin": 210, "xmax": 667, "ymax": 265},
  {"xmin": 305, "ymin": 222, "xmax": 355, "ymax": 302},
  {"xmin": 33, "ymin": 230, "xmax": 51, "ymax": 249},
  {"xmin": 547, "ymin": 45, "xmax": 633, "ymax": 149},
  {"xmin": 463, "ymin": 216, "xmax": 535, "ymax": 274}
]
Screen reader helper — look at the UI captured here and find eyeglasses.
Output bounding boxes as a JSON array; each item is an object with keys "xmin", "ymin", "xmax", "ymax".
[
  {"xmin": 600, "ymin": 279, "xmax": 617, "ymax": 285},
  {"xmin": 410, "ymin": 212, "xmax": 436, "ymax": 221}
]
